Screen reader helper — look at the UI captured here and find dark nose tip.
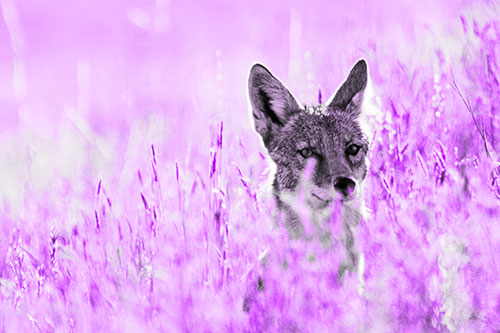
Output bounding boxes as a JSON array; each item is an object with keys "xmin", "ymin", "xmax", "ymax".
[{"xmin": 334, "ymin": 177, "xmax": 356, "ymax": 197}]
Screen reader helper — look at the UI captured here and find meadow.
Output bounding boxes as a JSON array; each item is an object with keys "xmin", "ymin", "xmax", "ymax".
[{"xmin": 0, "ymin": 1, "xmax": 499, "ymax": 331}]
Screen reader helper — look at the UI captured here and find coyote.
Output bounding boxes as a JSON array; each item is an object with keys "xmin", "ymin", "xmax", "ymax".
[{"xmin": 248, "ymin": 60, "xmax": 370, "ymax": 275}]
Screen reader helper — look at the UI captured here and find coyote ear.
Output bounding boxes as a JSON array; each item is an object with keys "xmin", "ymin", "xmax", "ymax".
[
  {"xmin": 248, "ymin": 64, "xmax": 300, "ymax": 148},
  {"xmin": 327, "ymin": 59, "xmax": 368, "ymax": 114}
]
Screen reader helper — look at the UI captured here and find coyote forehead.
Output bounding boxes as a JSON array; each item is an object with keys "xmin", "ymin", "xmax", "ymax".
[{"xmin": 248, "ymin": 60, "xmax": 370, "ymax": 237}]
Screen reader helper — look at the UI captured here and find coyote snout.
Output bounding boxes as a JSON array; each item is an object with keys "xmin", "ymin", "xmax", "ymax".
[{"xmin": 334, "ymin": 177, "xmax": 356, "ymax": 198}]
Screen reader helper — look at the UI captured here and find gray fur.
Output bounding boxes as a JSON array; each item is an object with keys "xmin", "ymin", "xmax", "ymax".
[{"xmin": 248, "ymin": 59, "xmax": 370, "ymax": 256}]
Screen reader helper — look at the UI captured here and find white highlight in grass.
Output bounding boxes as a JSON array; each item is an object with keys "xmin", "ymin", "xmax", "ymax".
[{"xmin": 127, "ymin": 8, "xmax": 152, "ymax": 30}]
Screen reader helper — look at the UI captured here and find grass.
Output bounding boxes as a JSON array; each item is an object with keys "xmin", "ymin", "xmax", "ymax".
[{"xmin": 1, "ymin": 11, "xmax": 500, "ymax": 333}]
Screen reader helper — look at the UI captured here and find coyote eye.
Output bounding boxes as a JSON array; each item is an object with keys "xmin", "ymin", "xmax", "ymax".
[
  {"xmin": 299, "ymin": 148, "xmax": 313, "ymax": 158},
  {"xmin": 346, "ymin": 144, "xmax": 361, "ymax": 156}
]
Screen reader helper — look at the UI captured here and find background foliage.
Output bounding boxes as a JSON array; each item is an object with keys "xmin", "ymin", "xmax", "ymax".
[{"xmin": 0, "ymin": 1, "xmax": 499, "ymax": 331}]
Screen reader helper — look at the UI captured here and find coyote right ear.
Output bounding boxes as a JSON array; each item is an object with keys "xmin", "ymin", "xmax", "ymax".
[
  {"xmin": 327, "ymin": 59, "xmax": 368, "ymax": 114},
  {"xmin": 248, "ymin": 64, "xmax": 300, "ymax": 149}
]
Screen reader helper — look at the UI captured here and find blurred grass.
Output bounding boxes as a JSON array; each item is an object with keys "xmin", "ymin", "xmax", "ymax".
[{"xmin": 0, "ymin": 4, "xmax": 500, "ymax": 333}]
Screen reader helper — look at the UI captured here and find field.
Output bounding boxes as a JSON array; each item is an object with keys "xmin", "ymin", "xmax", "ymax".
[{"xmin": 0, "ymin": 1, "xmax": 499, "ymax": 331}]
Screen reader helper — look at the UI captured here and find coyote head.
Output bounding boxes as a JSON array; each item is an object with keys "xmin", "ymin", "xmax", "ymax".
[{"xmin": 248, "ymin": 60, "xmax": 370, "ymax": 235}]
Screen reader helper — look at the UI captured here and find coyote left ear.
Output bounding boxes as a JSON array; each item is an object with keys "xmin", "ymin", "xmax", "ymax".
[
  {"xmin": 248, "ymin": 63, "xmax": 300, "ymax": 149},
  {"xmin": 327, "ymin": 59, "xmax": 368, "ymax": 113}
]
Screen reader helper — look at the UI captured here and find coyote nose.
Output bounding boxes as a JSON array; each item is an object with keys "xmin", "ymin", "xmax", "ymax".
[{"xmin": 334, "ymin": 177, "xmax": 356, "ymax": 197}]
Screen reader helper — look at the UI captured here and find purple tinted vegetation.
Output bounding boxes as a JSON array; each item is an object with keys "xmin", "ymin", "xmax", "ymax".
[{"xmin": 0, "ymin": 1, "xmax": 500, "ymax": 332}]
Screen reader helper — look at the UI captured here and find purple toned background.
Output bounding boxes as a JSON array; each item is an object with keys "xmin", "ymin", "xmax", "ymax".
[
  {"xmin": 1, "ymin": 1, "xmax": 486, "ymax": 136},
  {"xmin": 1, "ymin": 0, "xmax": 500, "ymax": 331}
]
